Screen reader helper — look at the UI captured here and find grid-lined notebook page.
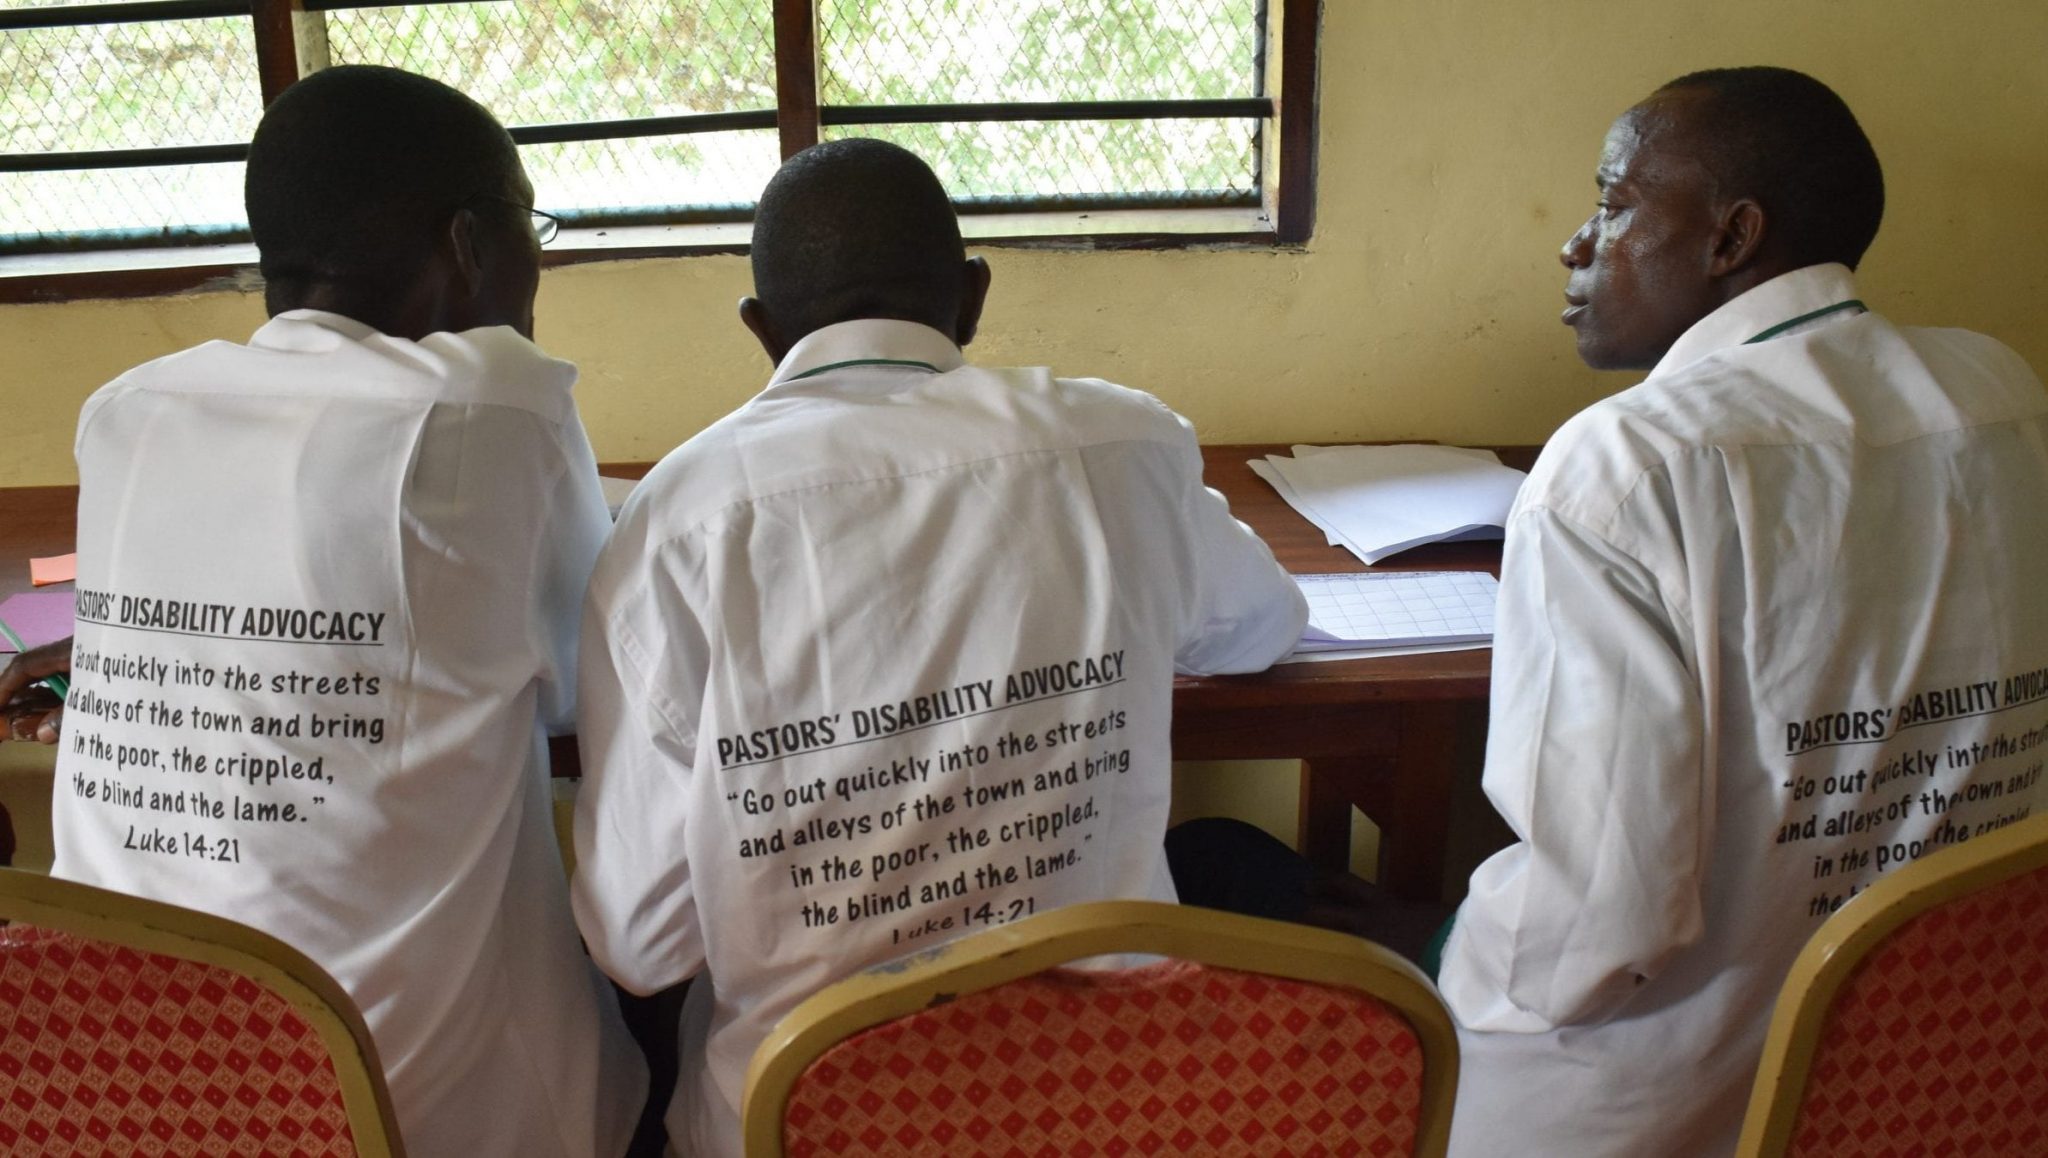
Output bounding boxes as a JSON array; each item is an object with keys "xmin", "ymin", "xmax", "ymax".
[{"xmin": 1294, "ymin": 571, "xmax": 1498, "ymax": 649}]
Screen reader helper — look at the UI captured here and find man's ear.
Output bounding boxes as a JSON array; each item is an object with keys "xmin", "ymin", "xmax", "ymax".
[
  {"xmin": 388, "ymin": 208, "xmax": 475, "ymax": 338},
  {"xmin": 1708, "ymin": 198, "xmax": 1767, "ymax": 279},
  {"xmin": 954, "ymin": 256, "xmax": 992, "ymax": 348},
  {"xmin": 739, "ymin": 296, "xmax": 786, "ymax": 364},
  {"xmin": 447, "ymin": 207, "xmax": 487, "ymax": 299}
]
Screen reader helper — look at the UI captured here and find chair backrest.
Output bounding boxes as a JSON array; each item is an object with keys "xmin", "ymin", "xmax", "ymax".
[
  {"xmin": 1737, "ymin": 812, "xmax": 2048, "ymax": 1157},
  {"xmin": 744, "ymin": 900, "xmax": 1459, "ymax": 1157},
  {"xmin": 0, "ymin": 869, "xmax": 404, "ymax": 1157}
]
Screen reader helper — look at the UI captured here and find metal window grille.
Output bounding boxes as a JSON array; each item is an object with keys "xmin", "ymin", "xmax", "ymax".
[
  {"xmin": 814, "ymin": 0, "xmax": 1264, "ymax": 212},
  {"xmin": 1, "ymin": 0, "xmax": 1314, "ymax": 256}
]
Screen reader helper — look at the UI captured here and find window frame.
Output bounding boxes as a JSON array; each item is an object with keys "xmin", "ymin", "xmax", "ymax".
[{"xmin": 0, "ymin": 0, "xmax": 1321, "ymax": 302}]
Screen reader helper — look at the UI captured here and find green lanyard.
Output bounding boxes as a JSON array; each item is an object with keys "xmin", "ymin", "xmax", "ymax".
[
  {"xmin": 1744, "ymin": 299, "xmax": 1867, "ymax": 345},
  {"xmin": 786, "ymin": 358, "xmax": 942, "ymax": 382}
]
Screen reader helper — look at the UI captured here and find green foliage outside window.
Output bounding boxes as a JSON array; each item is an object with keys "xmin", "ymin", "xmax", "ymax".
[{"xmin": 1, "ymin": 0, "xmax": 1262, "ymax": 250}]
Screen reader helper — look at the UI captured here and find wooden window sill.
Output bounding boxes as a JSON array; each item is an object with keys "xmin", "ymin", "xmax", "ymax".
[{"xmin": 0, "ymin": 207, "xmax": 1284, "ymax": 305}]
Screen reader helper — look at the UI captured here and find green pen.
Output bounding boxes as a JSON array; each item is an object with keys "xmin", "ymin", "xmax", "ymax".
[{"xmin": 0, "ymin": 614, "xmax": 69, "ymax": 700}]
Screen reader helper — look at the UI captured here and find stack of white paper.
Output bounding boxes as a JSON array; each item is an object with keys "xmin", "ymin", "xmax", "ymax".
[
  {"xmin": 599, "ymin": 475, "xmax": 641, "ymax": 518},
  {"xmin": 1251, "ymin": 444, "xmax": 1527, "ymax": 565},
  {"xmin": 1282, "ymin": 571, "xmax": 1499, "ymax": 664}
]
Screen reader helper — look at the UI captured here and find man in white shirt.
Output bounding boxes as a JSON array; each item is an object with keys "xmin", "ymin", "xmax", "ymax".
[
  {"xmin": 1438, "ymin": 67, "xmax": 2048, "ymax": 1156},
  {"xmin": 50, "ymin": 66, "xmax": 643, "ymax": 1157},
  {"xmin": 572, "ymin": 138, "xmax": 1308, "ymax": 1157}
]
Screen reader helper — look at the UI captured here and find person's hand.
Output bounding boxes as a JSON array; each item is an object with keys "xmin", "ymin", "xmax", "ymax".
[{"xmin": 0, "ymin": 636, "xmax": 70, "ymax": 745}]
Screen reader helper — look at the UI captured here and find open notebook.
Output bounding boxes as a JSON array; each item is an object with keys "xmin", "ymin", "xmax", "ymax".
[{"xmin": 1283, "ymin": 571, "xmax": 1499, "ymax": 663}]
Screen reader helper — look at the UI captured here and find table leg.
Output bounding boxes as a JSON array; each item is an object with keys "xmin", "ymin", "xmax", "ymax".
[
  {"xmin": 1379, "ymin": 701, "xmax": 1459, "ymax": 901},
  {"xmin": 1297, "ymin": 755, "xmax": 1361, "ymax": 876},
  {"xmin": 1295, "ymin": 701, "xmax": 1463, "ymax": 902}
]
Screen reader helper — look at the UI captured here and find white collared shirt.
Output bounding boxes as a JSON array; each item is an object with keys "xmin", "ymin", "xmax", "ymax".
[
  {"xmin": 54, "ymin": 311, "xmax": 644, "ymax": 1158},
  {"xmin": 572, "ymin": 318, "xmax": 1307, "ymax": 1158},
  {"xmin": 1440, "ymin": 266, "xmax": 2048, "ymax": 1156}
]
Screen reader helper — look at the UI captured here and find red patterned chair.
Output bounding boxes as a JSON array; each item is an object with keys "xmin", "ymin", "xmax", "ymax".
[
  {"xmin": 1737, "ymin": 811, "xmax": 2048, "ymax": 1157},
  {"xmin": 0, "ymin": 868, "xmax": 402, "ymax": 1156},
  {"xmin": 744, "ymin": 900, "xmax": 1458, "ymax": 1157}
]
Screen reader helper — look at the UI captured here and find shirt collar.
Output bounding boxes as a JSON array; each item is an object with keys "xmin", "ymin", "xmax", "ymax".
[
  {"xmin": 249, "ymin": 308, "xmax": 382, "ymax": 350},
  {"xmin": 1650, "ymin": 263, "xmax": 1863, "ymax": 379},
  {"xmin": 767, "ymin": 319, "xmax": 968, "ymax": 386}
]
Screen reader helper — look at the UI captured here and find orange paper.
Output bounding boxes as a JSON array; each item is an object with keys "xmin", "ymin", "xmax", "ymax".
[{"xmin": 29, "ymin": 553, "xmax": 76, "ymax": 587}]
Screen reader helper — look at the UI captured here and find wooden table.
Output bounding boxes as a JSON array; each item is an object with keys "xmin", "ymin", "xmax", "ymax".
[
  {"xmin": 3, "ymin": 445, "xmax": 1535, "ymax": 898},
  {"xmin": 0, "ymin": 488, "xmax": 79, "ymax": 586},
  {"xmin": 1175, "ymin": 446, "xmax": 1532, "ymax": 899}
]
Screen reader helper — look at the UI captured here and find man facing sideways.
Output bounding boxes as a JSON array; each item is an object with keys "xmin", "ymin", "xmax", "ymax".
[
  {"xmin": 571, "ymin": 138, "xmax": 1308, "ymax": 1157},
  {"xmin": 50, "ymin": 66, "xmax": 643, "ymax": 1156},
  {"xmin": 1438, "ymin": 67, "xmax": 2048, "ymax": 1156}
]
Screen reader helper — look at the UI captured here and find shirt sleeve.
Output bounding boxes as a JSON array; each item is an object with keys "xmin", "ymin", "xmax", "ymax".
[
  {"xmin": 1169, "ymin": 420, "xmax": 1309, "ymax": 675},
  {"xmin": 530, "ymin": 413, "xmax": 610, "ymax": 735},
  {"xmin": 1437, "ymin": 504, "xmax": 1706, "ymax": 1033},
  {"xmin": 570, "ymin": 546, "xmax": 710, "ymax": 996}
]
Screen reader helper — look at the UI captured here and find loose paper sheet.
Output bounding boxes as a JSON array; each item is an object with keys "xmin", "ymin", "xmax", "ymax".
[
  {"xmin": 599, "ymin": 476, "xmax": 640, "ymax": 518},
  {"xmin": 1252, "ymin": 444, "xmax": 1525, "ymax": 564},
  {"xmin": 0, "ymin": 592, "xmax": 76, "ymax": 653},
  {"xmin": 29, "ymin": 553, "xmax": 76, "ymax": 586}
]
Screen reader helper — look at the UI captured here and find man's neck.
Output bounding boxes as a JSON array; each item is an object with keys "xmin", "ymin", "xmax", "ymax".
[
  {"xmin": 1706, "ymin": 255, "xmax": 1806, "ymax": 318},
  {"xmin": 268, "ymin": 280, "xmax": 455, "ymax": 342}
]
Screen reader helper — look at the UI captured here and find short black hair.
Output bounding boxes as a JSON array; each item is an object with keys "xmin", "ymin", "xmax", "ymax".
[
  {"xmin": 1657, "ymin": 67, "xmax": 1884, "ymax": 270},
  {"xmin": 749, "ymin": 138, "xmax": 965, "ymax": 341},
  {"xmin": 246, "ymin": 65, "xmax": 520, "ymax": 289}
]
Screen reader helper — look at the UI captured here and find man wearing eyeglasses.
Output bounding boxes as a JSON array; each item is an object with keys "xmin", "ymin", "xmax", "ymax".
[{"xmin": 46, "ymin": 65, "xmax": 643, "ymax": 1157}]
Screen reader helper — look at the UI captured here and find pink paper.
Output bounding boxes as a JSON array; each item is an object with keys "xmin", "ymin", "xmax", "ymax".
[
  {"xmin": 30, "ymin": 553, "xmax": 77, "ymax": 586},
  {"xmin": 0, "ymin": 592, "xmax": 75, "ymax": 653}
]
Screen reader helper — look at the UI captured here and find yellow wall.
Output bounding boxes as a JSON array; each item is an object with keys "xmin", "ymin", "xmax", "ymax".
[{"xmin": 3, "ymin": 1, "xmax": 2045, "ymax": 487}]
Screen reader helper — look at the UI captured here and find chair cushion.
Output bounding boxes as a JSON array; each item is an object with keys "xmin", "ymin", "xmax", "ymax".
[
  {"xmin": 0, "ymin": 925, "xmax": 358, "ymax": 1157},
  {"xmin": 784, "ymin": 959, "xmax": 1425, "ymax": 1156},
  {"xmin": 1788, "ymin": 863, "xmax": 2048, "ymax": 1156}
]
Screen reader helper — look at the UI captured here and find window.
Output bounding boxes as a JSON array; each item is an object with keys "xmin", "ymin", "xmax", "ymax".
[{"xmin": 0, "ymin": 0, "xmax": 1318, "ymax": 263}]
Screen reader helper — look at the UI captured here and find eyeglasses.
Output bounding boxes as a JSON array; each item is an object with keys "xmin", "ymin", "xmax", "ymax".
[
  {"xmin": 527, "ymin": 206, "xmax": 563, "ymax": 246},
  {"xmin": 466, "ymin": 193, "xmax": 563, "ymax": 246}
]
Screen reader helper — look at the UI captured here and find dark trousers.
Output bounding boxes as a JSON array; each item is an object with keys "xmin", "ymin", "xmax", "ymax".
[{"xmin": 1165, "ymin": 816, "xmax": 1452, "ymax": 968}]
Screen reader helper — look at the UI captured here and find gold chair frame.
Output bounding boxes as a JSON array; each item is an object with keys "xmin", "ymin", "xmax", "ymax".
[
  {"xmin": 744, "ymin": 899, "xmax": 1460, "ymax": 1157},
  {"xmin": 1735, "ymin": 811, "xmax": 2048, "ymax": 1157},
  {"xmin": 0, "ymin": 868, "xmax": 406, "ymax": 1158}
]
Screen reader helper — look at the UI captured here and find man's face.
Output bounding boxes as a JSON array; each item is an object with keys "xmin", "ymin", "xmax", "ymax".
[
  {"xmin": 471, "ymin": 165, "xmax": 543, "ymax": 339},
  {"xmin": 1559, "ymin": 93, "xmax": 1726, "ymax": 371}
]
